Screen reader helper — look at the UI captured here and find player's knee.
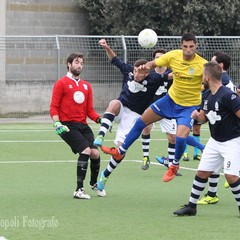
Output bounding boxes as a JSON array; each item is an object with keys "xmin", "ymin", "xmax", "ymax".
[
  {"xmin": 81, "ymin": 147, "xmax": 91, "ymax": 155},
  {"xmin": 107, "ymin": 100, "xmax": 121, "ymax": 115},
  {"xmin": 90, "ymin": 148, "xmax": 100, "ymax": 159},
  {"xmin": 225, "ymin": 174, "xmax": 239, "ymax": 185},
  {"xmin": 197, "ymin": 170, "xmax": 212, "ymax": 179},
  {"xmin": 167, "ymin": 133, "xmax": 176, "ymax": 144},
  {"xmin": 142, "ymin": 124, "xmax": 152, "ymax": 135}
]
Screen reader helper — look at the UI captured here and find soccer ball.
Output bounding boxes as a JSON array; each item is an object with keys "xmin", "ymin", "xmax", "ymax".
[{"xmin": 138, "ymin": 29, "xmax": 158, "ymax": 48}]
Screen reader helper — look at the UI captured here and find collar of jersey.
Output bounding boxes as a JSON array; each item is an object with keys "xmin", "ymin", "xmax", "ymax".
[{"xmin": 67, "ymin": 72, "xmax": 80, "ymax": 82}]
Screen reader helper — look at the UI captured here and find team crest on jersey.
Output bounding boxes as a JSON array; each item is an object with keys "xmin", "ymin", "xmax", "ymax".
[
  {"xmin": 142, "ymin": 80, "xmax": 147, "ymax": 85},
  {"xmin": 215, "ymin": 102, "xmax": 219, "ymax": 111},
  {"xmin": 69, "ymin": 85, "xmax": 73, "ymax": 89},
  {"xmin": 189, "ymin": 68, "xmax": 194, "ymax": 75},
  {"xmin": 203, "ymin": 99, "xmax": 208, "ymax": 110},
  {"xmin": 127, "ymin": 81, "xmax": 147, "ymax": 93},
  {"xmin": 231, "ymin": 94, "xmax": 236, "ymax": 100},
  {"xmin": 128, "ymin": 72, "xmax": 134, "ymax": 80},
  {"xmin": 83, "ymin": 84, "xmax": 88, "ymax": 90},
  {"xmin": 73, "ymin": 91, "xmax": 85, "ymax": 104}
]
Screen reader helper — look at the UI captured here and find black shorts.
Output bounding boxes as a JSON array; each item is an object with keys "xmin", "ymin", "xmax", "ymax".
[{"xmin": 60, "ymin": 122, "xmax": 97, "ymax": 154}]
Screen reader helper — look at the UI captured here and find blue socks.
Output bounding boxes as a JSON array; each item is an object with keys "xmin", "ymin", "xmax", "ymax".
[
  {"xmin": 186, "ymin": 135, "xmax": 204, "ymax": 152},
  {"xmin": 174, "ymin": 136, "xmax": 187, "ymax": 163}
]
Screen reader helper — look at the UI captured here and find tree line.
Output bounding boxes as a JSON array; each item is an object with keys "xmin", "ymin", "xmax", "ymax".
[{"xmin": 76, "ymin": 0, "xmax": 240, "ymax": 36}]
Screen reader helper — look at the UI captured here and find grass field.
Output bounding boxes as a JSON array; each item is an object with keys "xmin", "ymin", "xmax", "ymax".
[{"xmin": 0, "ymin": 123, "xmax": 239, "ymax": 240}]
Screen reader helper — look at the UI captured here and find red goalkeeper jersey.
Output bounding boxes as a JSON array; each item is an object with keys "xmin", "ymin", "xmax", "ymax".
[{"xmin": 50, "ymin": 73, "xmax": 100, "ymax": 124}]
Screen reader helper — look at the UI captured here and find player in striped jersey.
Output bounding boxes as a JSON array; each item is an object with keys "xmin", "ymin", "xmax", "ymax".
[
  {"xmin": 174, "ymin": 61, "xmax": 240, "ymax": 216},
  {"xmin": 197, "ymin": 50, "xmax": 237, "ymax": 204}
]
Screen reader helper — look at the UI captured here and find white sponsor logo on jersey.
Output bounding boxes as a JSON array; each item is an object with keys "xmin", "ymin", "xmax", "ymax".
[
  {"xmin": 127, "ymin": 81, "xmax": 147, "ymax": 93},
  {"xmin": 73, "ymin": 91, "xmax": 85, "ymax": 104}
]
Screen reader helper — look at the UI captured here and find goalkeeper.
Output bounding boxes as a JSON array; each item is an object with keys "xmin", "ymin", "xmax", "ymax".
[{"xmin": 50, "ymin": 52, "xmax": 105, "ymax": 200}]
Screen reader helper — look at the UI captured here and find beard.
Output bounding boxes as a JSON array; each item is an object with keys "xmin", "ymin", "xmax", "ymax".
[
  {"xmin": 202, "ymin": 81, "xmax": 209, "ymax": 90},
  {"xmin": 70, "ymin": 67, "xmax": 81, "ymax": 77}
]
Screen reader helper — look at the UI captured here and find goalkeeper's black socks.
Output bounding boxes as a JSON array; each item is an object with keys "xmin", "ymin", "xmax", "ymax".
[
  {"xmin": 90, "ymin": 157, "xmax": 100, "ymax": 185},
  {"xmin": 76, "ymin": 153, "xmax": 89, "ymax": 190}
]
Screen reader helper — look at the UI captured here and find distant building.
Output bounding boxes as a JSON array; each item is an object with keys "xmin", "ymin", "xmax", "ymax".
[{"xmin": 1, "ymin": 0, "xmax": 89, "ymax": 35}]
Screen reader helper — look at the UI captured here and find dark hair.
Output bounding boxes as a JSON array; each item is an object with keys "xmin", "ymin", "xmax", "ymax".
[
  {"xmin": 213, "ymin": 50, "xmax": 231, "ymax": 71},
  {"xmin": 152, "ymin": 49, "xmax": 167, "ymax": 59},
  {"xmin": 181, "ymin": 32, "xmax": 197, "ymax": 44},
  {"xmin": 204, "ymin": 61, "xmax": 222, "ymax": 81},
  {"xmin": 66, "ymin": 53, "xmax": 84, "ymax": 70},
  {"xmin": 133, "ymin": 59, "xmax": 148, "ymax": 67}
]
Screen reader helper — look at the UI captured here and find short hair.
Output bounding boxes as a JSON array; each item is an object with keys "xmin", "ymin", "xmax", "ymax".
[
  {"xmin": 152, "ymin": 49, "xmax": 167, "ymax": 59},
  {"xmin": 213, "ymin": 50, "xmax": 231, "ymax": 71},
  {"xmin": 204, "ymin": 61, "xmax": 222, "ymax": 81},
  {"xmin": 181, "ymin": 32, "xmax": 197, "ymax": 44},
  {"xmin": 66, "ymin": 53, "xmax": 84, "ymax": 70},
  {"xmin": 133, "ymin": 59, "xmax": 148, "ymax": 67}
]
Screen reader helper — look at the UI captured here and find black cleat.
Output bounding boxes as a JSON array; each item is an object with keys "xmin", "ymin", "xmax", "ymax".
[
  {"xmin": 173, "ymin": 204, "xmax": 197, "ymax": 216},
  {"xmin": 175, "ymin": 172, "xmax": 183, "ymax": 176}
]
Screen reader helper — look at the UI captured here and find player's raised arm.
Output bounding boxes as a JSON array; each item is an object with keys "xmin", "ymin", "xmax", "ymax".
[
  {"xmin": 137, "ymin": 60, "xmax": 157, "ymax": 74},
  {"xmin": 99, "ymin": 39, "xmax": 116, "ymax": 61}
]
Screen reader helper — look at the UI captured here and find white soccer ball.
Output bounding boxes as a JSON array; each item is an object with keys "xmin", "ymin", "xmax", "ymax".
[
  {"xmin": 138, "ymin": 29, "xmax": 158, "ymax": 48},
  {"xmin": 0, "ymin": 237, "xmax": 7, "ymax": 240}
]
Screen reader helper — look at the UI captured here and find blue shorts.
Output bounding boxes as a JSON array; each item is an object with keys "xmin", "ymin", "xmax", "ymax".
[{"xmin": 150, "ymin": 93, "xmax": 199, "ymax": 129}]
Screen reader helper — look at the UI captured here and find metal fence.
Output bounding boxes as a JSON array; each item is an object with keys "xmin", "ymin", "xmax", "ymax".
[{"xmin": 0, "ymin": 35, "xmax": 240, "ymax": 123}]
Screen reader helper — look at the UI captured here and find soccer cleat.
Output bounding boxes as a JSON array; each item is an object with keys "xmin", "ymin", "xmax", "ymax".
[
  {"xmin": 97, "ymin": 171, "xmax": 108, "ymax": 191},
  {"xmin": 197, "ymin": 194, "xmax": 219, "ymax": 205},
  {"xmin": 156, "ymin": 156, "xmax": 182, "ymax": 176},
  {"xmin": 100, "ymin": 146, "xmax": 124, "ymax": 161},
  {"xmin": 90, "ymin": 183, "xmax": 106, "ymax": 197},
  {"xmin": 155, "ymin": 156, "xmax": 169, "ymax": 168},
  {"xmin": 162, "ymin": 164, "xmax": 179, "ymax": 182},
  {"xmin": 224, "ymin": 180, "xmax": 230, "ymax": 188},
  {"xmin": 93, "ymin": 135, "xmax": 104, "ymax": 147},
  {"xmin": 175, "ymin": 172, "xmax": 183, "ymax": 177},
  {"xmin": 193, "ymin": 154, "xmax": 201, "ymax": 161},
  {"xmin": 182, "ymin": 153, "xmax": 189, "ymax": 161},
  {"xmin": 73, "ymin": 188, "xmax": 91, "ymax": 199},
  {"xmin": 142, "ymin": 156, "xmax": 150, "ymax": 170},
  {"xmin": 173, "ymin": 204, "xmax": 197, "ymax": 216}
]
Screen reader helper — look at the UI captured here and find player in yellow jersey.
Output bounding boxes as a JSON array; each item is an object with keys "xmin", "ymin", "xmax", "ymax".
[{"xmin": 98, "ymin": 32, "xmax": 207, "ymax": 190}]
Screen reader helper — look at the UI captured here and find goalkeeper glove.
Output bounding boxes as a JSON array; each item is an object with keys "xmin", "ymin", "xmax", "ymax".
[
  {"xmin": 53, "ymin": 121, "xmax": 70, "ymax": 135},
  {"xmin": 97, "ymin": 117, "xmax": 102, "ymax": 124}
]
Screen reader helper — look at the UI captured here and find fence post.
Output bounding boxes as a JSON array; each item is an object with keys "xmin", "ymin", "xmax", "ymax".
[
  {"xmin": 55, "ymin": 35, "xmax": 60, "ymax": 80},
  {"xmin": 121, "ymin": 35, "xmax": 127, "ymax": 63}
]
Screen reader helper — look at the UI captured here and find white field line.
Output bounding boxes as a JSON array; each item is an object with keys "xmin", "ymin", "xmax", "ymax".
[
  {"xmin": 0, "ymin": 138, "xmax": 209, "ymax": 143},
  {"xmin": 0, "ymin": 125, "xmax": 210, "ymax": 133},
  {"xmin": 0, "ymin": 159, "xmax": 224, "ymax": 175}
]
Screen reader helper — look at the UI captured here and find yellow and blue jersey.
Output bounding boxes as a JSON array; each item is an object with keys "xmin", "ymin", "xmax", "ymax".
[{"xmin": 155, "ymin": 49, "xmax": 207, "ymax": 106}]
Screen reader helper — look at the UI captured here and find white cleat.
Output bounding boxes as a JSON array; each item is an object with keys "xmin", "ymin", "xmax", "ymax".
[
  {"xmin": 73, "ymin": 188, "xmax": 91, "ymax": 199},
  {"xmin": 90, "ymin": 183, "xmax": 106, "ymax": 197}
]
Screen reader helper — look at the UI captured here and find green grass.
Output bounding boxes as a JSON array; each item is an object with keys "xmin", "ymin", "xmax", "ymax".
[{"xmin": 0, "ymin": 123, "xmax": 239, "ymax": 240}]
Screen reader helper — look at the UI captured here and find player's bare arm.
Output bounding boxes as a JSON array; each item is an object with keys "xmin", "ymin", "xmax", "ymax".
[
  {"xmin": 168, "ymin": 72, "xmax": 173, "ymax": 80},
  {"xmin": 52, "ymin": 115, "xmax": 60, "ymax": 123},
  {"xmin": 191, "ymin": 109, "xmax": 208, "ymax": 124},
  {"xmin": 99, "ymin": 39, "xmax": 116, "ymax": 61},
  {"xmin": 137, "ymin": 60, "xmax": 156, "ymax": 74},
  {"xmin": 235, "ymin": 109, "xmax": 240, "ymax": 118}
]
